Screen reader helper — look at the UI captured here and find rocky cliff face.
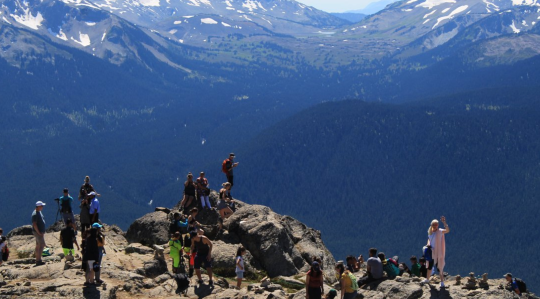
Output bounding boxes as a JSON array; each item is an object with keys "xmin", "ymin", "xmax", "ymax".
[{"xmin": 0, "ymin": 195, "xmax": 538, "ymax": 299}]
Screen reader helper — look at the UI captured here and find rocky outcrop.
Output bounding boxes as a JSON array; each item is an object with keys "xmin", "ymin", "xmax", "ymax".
[
  {"xmin": 226, "ymin": 205, "xmax": 336, "ymax": 279},
  {"xmin": 125, "ymin": 211, "xmax": 170, "ymax": 245}
]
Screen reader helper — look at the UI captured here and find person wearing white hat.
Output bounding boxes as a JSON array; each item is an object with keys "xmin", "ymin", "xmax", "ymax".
[{"xmin": 32, "ymin": 201, "xmax": 47, "ymax": 266}]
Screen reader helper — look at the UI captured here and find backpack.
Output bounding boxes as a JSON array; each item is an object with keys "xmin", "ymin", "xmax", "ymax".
[
  {"xmin": 222, "ymin": 159, "xmax": 230, "ymax": 174},
  {"xmin": 347, "ymin": 272, "xmax": 359, "ymax": 291},
  {"xmin": 174, "ymin": 273, "xmax": 190, "ymax": 294},
  {"xmin": 514, "ymin": 278, "xmax": 527, "ymax": 293},
  {"xmin": 2, "ymin": 245, "xmax": 9, "ymax": 261},
  {"xmin": 42, "ymin": 247, "xmax": 52, "ymax": 257}
]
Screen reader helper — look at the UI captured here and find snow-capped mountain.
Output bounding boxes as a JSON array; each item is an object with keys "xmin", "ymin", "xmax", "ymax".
[{"xmin": 342, "ymin": 0, "xmax": 540, "ymax": 48}]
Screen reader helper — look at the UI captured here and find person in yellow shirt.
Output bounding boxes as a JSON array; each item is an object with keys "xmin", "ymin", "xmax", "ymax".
[{"xmin": 334, "ymin": 263, "xmax": 358, "ymax": 299}]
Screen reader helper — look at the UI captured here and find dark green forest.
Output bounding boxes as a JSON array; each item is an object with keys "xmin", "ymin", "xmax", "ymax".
[{"xmin": 234, "ymin": 97, "xmax": 540, "ymax": 288}]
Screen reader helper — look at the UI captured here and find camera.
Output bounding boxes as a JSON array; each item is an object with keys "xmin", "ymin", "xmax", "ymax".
[{"xmin": 54, "ymin": 198, "xmax": 60, "ymax": 202}]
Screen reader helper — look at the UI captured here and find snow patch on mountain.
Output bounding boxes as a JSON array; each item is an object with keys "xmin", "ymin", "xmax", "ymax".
[
  {"xmin": 417, "ymin": 0, "xmax": 456, "ymax": 10},
  {"xmin": 201, "ymin": 17, "xmax": 217, "ymax": 24},
  {"xmin": 483, "ymin": 0, "xmax": 500, "ymax": 11},
  {"xmin": 72, "ymin": 32, "xmax": 91, "ymax": 46},
  {"xmin": 512, "ymin": 0, "xmax": 540, "ymax": 6},
  {"xmin": 432, "ymin": 5, "xmax": 468, "ymax": 29},
  {"xmin": 139, "ymin": 0, "xmax": 160, "ymax": 6},
  {"xmin": 509, "ymin": 20, "xmax": 520, "ymax": 32},
  {"xmin": 10, "ymin": 8, "xmax": 44, "ymax": 30},
  {"xmin": 222, "ymin": 22, "xmax": 231, "ymax": 27},
  {"xmin": 424, "ymin": 9, "xmax": 437, "ymax": 18}
]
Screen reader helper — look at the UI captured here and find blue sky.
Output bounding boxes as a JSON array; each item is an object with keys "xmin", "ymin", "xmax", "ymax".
[{"xmin": 296, "ymin": 0, "xmax": 376, "ymax": 12}]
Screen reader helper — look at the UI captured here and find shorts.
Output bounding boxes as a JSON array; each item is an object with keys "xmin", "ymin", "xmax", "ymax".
[
  {"xmin": 236, "ymin": 271, "xmax": 244, "ymax": 279},
  {"xmin": 217, "ymin": 200, "xmax": 229, "ymax": 211},
  {"xmin": 343, "ymin": 291, "xmax": 357, "ymax": 299},
  {"xmin": 427, "ymin": 260, "xmax": 435, "ymax": 270},
  {"xmin": 88, "ymin": 260, "xmax": 96, "ymax": 271},
  {"xmin": 63, "ymin": 248, "xmax": 75, "ymax": 256},
  {"xmin": 62, "ymin": 212, "xmax": 75, "ymax": 225},
  {"xmin": 194, "ymin": 254, "xmax": 213, "ymax": 269},
  {"xmin": 33, "ymin": 231, "xmax": 45, "ymax": 247}
]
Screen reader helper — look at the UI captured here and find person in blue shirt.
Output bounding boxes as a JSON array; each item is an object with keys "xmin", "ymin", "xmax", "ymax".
[
  {"xmin": 88, "ymin": 191, "xmax": 101, "ymax": 223},
  {"xmin": 505, "ymin": 273, "xmax": 522, "ymax": 296},
  {"xmin": 59, "ymin": 188, "xmax": 76, "ymax": 231}
]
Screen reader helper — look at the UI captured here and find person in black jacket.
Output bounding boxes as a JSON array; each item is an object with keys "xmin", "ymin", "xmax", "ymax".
[{"xmin": 84, "ymin": 225, "xmax": 100, "ymax": 286}]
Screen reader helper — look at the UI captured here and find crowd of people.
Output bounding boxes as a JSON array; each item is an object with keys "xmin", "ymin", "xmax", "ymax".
[{"xmin": 0, "ymin": 152, "xmax": 527, "ymax": 296}]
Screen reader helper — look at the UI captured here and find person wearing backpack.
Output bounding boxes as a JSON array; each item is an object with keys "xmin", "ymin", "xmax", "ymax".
[
  {"xmin": 377, "ymin": 252, "xmax": 400, "ymax": 279},
  {"xmin": 306, "ymin": 261, "xmax": 324, "ymax": 299},
  {"xmin": 59, "ymin": 188, "xmax": 76, "ymax": 231},
  {"xmin": 169, "ymin": 232, "xmax": 183, "ymax": 274},
  {"xmin": 334, "ymin": 263, "xmax": 357, "ymax": 299},
  {"xmin": 505, "ymin": 273, "xmax": 526, "ymax": 296},
  {"xmin": 222, "ymin": 153, "xmax": 239, "ymax": 189},
  {"xmin": 424, "ymin": 216, "xmax": 450, "ymax": 287}
]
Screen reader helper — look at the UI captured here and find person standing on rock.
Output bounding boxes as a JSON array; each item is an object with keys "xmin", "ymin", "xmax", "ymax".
[
  {"xmin": 334, "ymin": 263, "xmax": 357, "ymax": 299},
  {"xmin": 60, "ymin": 218, "xmax": 79, "ymax": 259},
  {"xmin": 306, "ymin": 261, "xmax": 324, "ymax": 299},
  {"xmin": 95, "ymin": 223, "xmax": 106, "ymax": 285},
  {"xmin": 222, "ymin": 153, "xmax": 239, "ymax": 189},
  {"xmin": 88, "ymin": 191, "xmax": 101, "ymax": 224},
  {"xmin": 191, "ymin": 228, "xmax": 213, "ymax": 286},
  {"xmin": 59, "ymin": 188, "xmax": 76, "ymax": 231},
  {"xmin": 84, "ymin": 224, "xmax": 100, "ymax": 286},
  {"xmin": 79, "ymin": 176, "xmax": 95, "ymax": 233},
  {"xmin": 169, "ymin": 232, "xmax": 183, "ymax": 274},
  {"xmin": 180, "ymin": 173, "xmax": 196, "ymax": 212},
  {"xmin": 236, "ymin": 246, "xmax": 246, "ymax": 289},
  {"xmin": 424, "ymin": 216, "xmax": 450, "ymax": 287},
  {"xmin": 217, "ymin": 182, "xmax": 234, "ymax": 232},
  {"xmin": 31, "ymin": 201, "xmax": 47, "ymax": 266},
  {"xmin": 196, "ymin": 172, "xmax": 211, "ymax": 210}
]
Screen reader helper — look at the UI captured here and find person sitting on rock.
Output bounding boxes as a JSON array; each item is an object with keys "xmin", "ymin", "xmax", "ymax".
[
  {"xmin": 377, "ymin": 252, "xmax": 400, "ymax": 279},
  {"xmin": 188, "ymin": 208, "xmax": 201, "ymax": 238},
  {"xmin": 358, "ymin": 248, "xmax": 383, "ymax": 287},
  {"xmin": 217, "ymin": 183, "xmax": 234, "ymax": 231},
  {"xmin": 169, "ymin": 232, "xmax": 183, "ymax": 274},
  {"xmin": 334, "ymin": 262, "xmax": 357, "ymax": 299},
  {"xmin": 59, "ymin": 218, "xmax": 79, "ymax": 260},
  {"xmin": 191, "ymin": 228, "xmax": 213, "ymax": 286},
  {"xmin": 170, "ymin": 212, "xmax": 188, "ymax": 236},
  {"xmin": 0, "ymin": 236, "xmax": 7, "ymax": 266},
  {"xmin": 399, "ymin": 262, "xmax": 411, "ymax": 276},
  {"xmin": 180, "ymin": 173, "xmax": 197, "ymax": 212},
  {"xmin": 419, "ymin": 256, "xmax": 427, "ymax": 278},
  {"xmin": 505, "ymin": 273, "xmax": 525, "ymax": 296},
  {"xmin": 306, "ymin": 261, "xmax": 324, "ymax": 299},
  {"xmin": 346, "ymin": 255, "xmax": 360, "ymax": 273},
  {"xmin": 410, "ymin": 256, "xmax": 421, "ymax": 277}
]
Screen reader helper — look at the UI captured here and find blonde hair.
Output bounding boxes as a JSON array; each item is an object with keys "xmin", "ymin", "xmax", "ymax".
[{"xmin": 428, "ymin": 219, "xmax": 439, "ymax": 235}]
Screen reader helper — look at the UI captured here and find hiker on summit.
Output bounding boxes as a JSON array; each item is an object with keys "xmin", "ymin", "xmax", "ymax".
[
  {"xmin": 505, "ymin": 273, "xmax": 526, "ymax": 296},
  {"xmin": 0, "ymin": 236, "xmax": 7, "ymax": 266},
  {"xmin": 188, "ymin": 208, "xmax": 201, "ymax": 238},
  {"xmin": 235, "ymin": 246, "xmax": 246, "ymax": 290},
  {"xmin": 196, "ymin": 172, "xmax": 212, "ymax": 210},
  {"xmin": 88, "ymin": 191, "xmax": 101, "ymax": 224},
  {"xmin": 306, "ymin": 261, "xmax": 324, "ymax": 299},
  {"xmin": 95, "ymin": 223, "xmax": 106, "ymax": 285},
  {"xmin": 222, "ymin": 153, "xmax": 239, "ymax": 189},
  {"xmin": 410, "ymin": 256, "xmax": 421, "ymax": 277},
  {"xmin": 346, "ymin": 255, "xmax": 360, "ymax": 273},
  {"xmin": 79, "ymin": 176, "xmax": 95, "ymax": 233},
  {"xmin": 377, "ymin": 252, "xmax": 400, "ymax": 279},
  {"xmin": 357, "ymin": 248, "xmax": 383, "ymax": 287},
  {"xmin": 217, "ymin": 182, "xmax": 234, "ymax": 231},
  {"xmin": 60, "ymin": 218, "xmax": 79, "ymax": 259},
  {"xmin": 180, "ymin": 173, "xmax": 197, "ymax": 212},
  {"xmin": 59, "ymin": 188, "xmax": 76, "ymax": 230},
  {"xmin": 169, "ymin": 232, "xmax": 183, "ymax": 273},
  {"xmin": 191, "ymin": 228, "xmax": 214, "ymax": 286},
  {"xmin": 334, "ymin": 263, "xmax": 358, "ymax": 299},
  {"xmin": 31, "ymin": 201, "xmax": 47, "ymax": 266},
  {"xmin": 424, "ymin": 216, "xmax": 450, "ymax": 287},
  {"xmin": 84, "ymin": 224, "xmax": 100, "ymax": 286}
]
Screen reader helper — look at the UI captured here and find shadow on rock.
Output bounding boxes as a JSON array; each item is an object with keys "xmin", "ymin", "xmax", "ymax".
[
  {"xmin": 193, "ymin": 283, "xmax": 215, "ymax": 298},
  {"xmin": 82, "ymin": 285, "xmax": 101, "ymax": 299}
]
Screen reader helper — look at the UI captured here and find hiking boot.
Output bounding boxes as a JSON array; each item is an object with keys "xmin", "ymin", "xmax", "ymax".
[
  {"xmin": 35, "ymin": 261, "xmax": 45, "ymax": 266},
  {"xmin": 421, "ymin": 278, "xmax": 429, "ymax": 284},
  {"xmin": 209, "ymin": 280, "xmax": 214, "ymax": 286}
]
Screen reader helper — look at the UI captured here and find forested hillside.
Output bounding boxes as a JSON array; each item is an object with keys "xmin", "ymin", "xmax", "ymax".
[{"xmin": 234, "ymin": 96, "xmax": 540, "ymax": 288}]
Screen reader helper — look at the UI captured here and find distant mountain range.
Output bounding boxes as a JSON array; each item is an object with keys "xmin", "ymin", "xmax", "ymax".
[{"xmin": 347, "ymin": 0, "xmax": 398, "ymax": 15}]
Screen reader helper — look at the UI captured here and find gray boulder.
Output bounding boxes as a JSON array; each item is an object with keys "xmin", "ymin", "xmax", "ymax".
[
  {"xmin": 7, "ymin": 225, "xmax": 33, "ymax": 237},
  {"xmin": 376, "ymin": 280, "xmax": 423, "ymax": 299},
  {"xmin": 211, "ymin": 240, "xmax": 259, "ymax": 278},
  {"xmin": 226, "ymin": 205, "xmax": 336, "ymax": 279},
  {"xmin": 126, "ymin": 211, "xmax": 170, "ymax": 245},
  {"xmin": 137, "ymin": 259, "xmax": 168, "ymax": 279}
]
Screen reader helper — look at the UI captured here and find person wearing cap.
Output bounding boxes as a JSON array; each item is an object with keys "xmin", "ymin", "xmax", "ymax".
[
  {"xmin": 31, "ymin": 201, "xmax": 47, "ymax": 266},
  {"xmin": 505, "ymin": 273, "xmax": 522, "ymax": 296},
  {"xmin": 88, "ymin": 191, "xmax": 101, "ymax": 224},
  {"xmin": 94, "ymin": 223, "xmax": 106, "ymax": 284},
  {"xmin": 306, "ymin": 261, "xmax": 324, "ymax": 299},
  {"xmin": 59, "ymin": 188, "xmax": 76, "ymax": 231},
  {"xmin": 224, "ymin": 153, "xmax": 239, "ymax": 189}
]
